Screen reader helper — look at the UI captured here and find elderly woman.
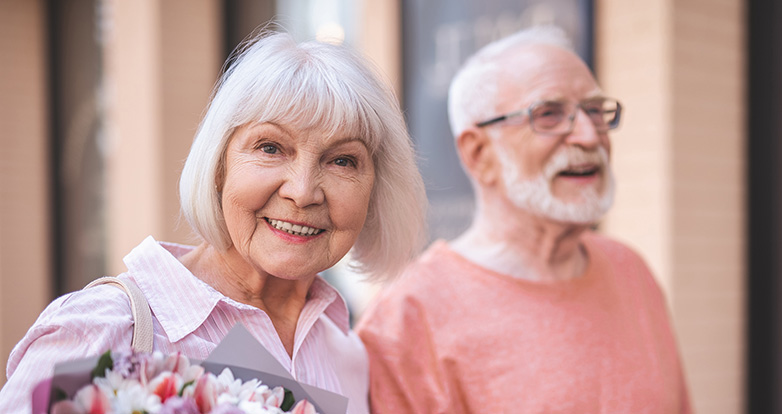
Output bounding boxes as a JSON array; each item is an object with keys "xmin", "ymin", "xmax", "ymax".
[{"xmin": 0, "ymin": 31, "xmax": 427, "ymax": 414}]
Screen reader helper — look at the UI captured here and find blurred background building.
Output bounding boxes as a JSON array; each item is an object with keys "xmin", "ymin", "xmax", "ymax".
[{"xmin": 0, "ymin": 0, "xmax": 775, "ymax": 412}]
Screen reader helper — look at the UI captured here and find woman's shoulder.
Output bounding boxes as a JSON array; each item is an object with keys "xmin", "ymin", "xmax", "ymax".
[
  {"xmin": 23, "ymin": 279, "xmax": 136, "ymax": 349},
  {"xmin": 6, "ymin": 279, "xmax": 137, "ymax": 382},
  {"xmin": 41, "ymin": 279, "xmax": 134, "ymax": 321}
]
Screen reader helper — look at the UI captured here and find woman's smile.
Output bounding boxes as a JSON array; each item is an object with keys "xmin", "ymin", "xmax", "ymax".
[{"xmin": 262, "ymin": 216, "xmax": 326, "ymax": 237}]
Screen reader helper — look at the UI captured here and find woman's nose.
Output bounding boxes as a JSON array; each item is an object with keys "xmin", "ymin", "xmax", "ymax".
[{"xmin": 278, "ymin": 164, "xmax": 326, "ymax": 208}]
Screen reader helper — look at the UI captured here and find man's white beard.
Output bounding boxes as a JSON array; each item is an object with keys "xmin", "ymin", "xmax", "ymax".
[{"xmin": 500, "ymin": 146, "xmax": 615, "ymax": 224}]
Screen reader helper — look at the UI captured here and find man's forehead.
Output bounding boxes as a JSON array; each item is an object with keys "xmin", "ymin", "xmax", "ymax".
[
  {"xmin": 503, "ymin": 43, "xmax": 571, "ymax": 65},
  {"xmin": 497, "ymin": 45, "xmax": 601, "ymax": 104}
]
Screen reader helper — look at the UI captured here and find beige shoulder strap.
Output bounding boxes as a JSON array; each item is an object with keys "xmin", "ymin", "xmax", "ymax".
[{"xmin": 84, "ymin": 276, "xmax": 154, "ymax": 353}]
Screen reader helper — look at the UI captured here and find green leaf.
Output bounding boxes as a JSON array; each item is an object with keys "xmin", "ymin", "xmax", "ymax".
[
  {"xmin": 281, "ymin": 388, "xmax": 295, "ymax": 411},
  {"xmin": 91, "ymin": 350, "xmax": 114, "ymax": 379},
  {"xmin": 50, "ymin": 387, "xmax": 68, "ymax": 403},
  {"xmin": 179, "ymin": 380, "xmax": 195, "ymax": 396}
]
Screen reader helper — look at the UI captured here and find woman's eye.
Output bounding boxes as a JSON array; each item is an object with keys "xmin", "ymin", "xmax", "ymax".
[
  {"xmin": 334, "ymin": 157, "xmax": 356, "ymax": 168},
  {"xmin": 260, "ymin": 144, "xmax": 278, "ymax": 154}
]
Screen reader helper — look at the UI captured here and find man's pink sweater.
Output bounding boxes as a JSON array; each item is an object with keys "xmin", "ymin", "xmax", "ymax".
[{"xmin": 357, "ymin": 232, "xmax": 692, "ymax": 413}]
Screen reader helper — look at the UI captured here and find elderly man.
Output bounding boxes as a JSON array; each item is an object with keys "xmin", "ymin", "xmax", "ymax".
[{"xmin": 356, "ymin": 26, "xmax": 692, "ymax": 413}]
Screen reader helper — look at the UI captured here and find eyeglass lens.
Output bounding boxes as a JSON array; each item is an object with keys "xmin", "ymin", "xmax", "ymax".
[{"xmin": 530, "ymin": 99, "xmax": 620, "ymax": 134}]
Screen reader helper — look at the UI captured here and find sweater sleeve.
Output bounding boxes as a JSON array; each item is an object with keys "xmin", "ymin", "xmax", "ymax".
[
  {"xmin": 0, "ymin": 286, "xmax": 135, "ymax": 414},
  {"xmin": 356, "ymin": 293, "xmax": 459, "ymax": 414}
]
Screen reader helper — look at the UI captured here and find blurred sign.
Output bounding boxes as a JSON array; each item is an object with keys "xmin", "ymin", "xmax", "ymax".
[{"xmin": 402, "ymin": 0, "xmax": 593, "ymax": 241}]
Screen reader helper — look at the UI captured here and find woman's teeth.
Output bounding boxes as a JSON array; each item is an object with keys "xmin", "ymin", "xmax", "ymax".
[{"xmin": 266, "ymin": 218, "xmax": 324, "ymax": 236}]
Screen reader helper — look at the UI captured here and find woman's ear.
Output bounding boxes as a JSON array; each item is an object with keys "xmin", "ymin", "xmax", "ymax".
[
  {"xmin": 215, "ymin": 144, "xmax": 229, "ymax": 195},
  {"xmin": 456, "ymin": 128, "xmax": 502, "ymax": 186},
  {"xmin": 215, "ymin": 165, "xmax": 224, "ymax": 194}
]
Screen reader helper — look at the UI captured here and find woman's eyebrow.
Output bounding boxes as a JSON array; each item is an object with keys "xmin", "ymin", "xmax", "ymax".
[{"xmin": 327, "ymin": 136, "xmax": 368, "ymax": 148}]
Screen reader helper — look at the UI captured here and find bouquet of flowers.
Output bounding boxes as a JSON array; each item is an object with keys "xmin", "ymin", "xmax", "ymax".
[
  {"xmin": 48, "ymin": 350, "xmax": 316, "ymax": 414},
  {"xmin": 33, "ymin": 324, "xmax": 348, "ymax": 414}
]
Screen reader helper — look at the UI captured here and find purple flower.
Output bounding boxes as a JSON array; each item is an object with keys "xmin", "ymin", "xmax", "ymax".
[
  {"xmin": 210, "ymin": 402, "xmax": 246, "ymax": 414},
  {"xmin": 158, "ymin": 396, "xmax": 200, "ymax": 414},
  {"xmin": 114, "ymin": 352, "xmax": 154, "ymax": 381}
]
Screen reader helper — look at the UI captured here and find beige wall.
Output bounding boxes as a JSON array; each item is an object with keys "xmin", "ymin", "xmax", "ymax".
[
  {"xmin": 103, "ymin": 0, "xmax": 221, "ymax": 275},
  {"xmin": 597, "ymin": 0, "xmax": 746, "ymax": 412},
  {"xmin": 358, "ymin": 0, "xmax": 402, "ymax": 98},
  {"xmin": 0, "ymin": 0, "xmax": 52, "ymax": 382}
]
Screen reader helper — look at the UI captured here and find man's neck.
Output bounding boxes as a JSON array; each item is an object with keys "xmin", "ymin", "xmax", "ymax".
[{"xmin": 450, "ymin": 205, "xmax": 591, "ymax": 282}]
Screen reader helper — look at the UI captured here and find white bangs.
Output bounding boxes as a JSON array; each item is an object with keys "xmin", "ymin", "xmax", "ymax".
[{"xmin": 229, "ymin": 51, "xmax": 384, "ymax": 154}]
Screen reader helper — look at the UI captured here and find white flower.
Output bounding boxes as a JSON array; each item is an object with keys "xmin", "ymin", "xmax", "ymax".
[
  {"xmin": 113, "ymin": 382, "xmax": 161, "ymax": 414},
  {"xmin": 238, "ymin": 399, "xmax": 286, "ymax": 414},
  {"xmin": 94, "ymin": 367, "xmax": 133, "ymax": 397},
  {"xmin": 215, "ymin": 367, "xmax": 262, "ymax": 403}
]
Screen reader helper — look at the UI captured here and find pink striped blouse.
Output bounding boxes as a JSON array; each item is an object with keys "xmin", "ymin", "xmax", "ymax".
[{"xmin": 0, "ymin": 236, "xmax": 369, "ymax": 414}]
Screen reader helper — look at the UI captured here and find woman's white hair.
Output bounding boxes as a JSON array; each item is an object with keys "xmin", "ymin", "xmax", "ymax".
[
  {"xmin": 448, "ymin": 25, "xmax": 575, "ymax": 138},
  {"xmin": 179, "ymin": 30, "xmax": 427, "ymax": 282}
]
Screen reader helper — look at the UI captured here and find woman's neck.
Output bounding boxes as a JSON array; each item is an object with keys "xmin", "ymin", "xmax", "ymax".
[{"xmin": 179, "ymin": 243, "xmax": 315, "ymax": 357}]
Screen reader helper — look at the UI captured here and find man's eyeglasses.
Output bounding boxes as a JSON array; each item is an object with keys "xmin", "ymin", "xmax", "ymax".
[{"xmin": 475, "ymin": 97, "xmax": 622, "ymax": 135}]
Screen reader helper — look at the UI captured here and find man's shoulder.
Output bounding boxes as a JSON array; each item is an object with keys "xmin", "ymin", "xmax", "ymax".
[
  {"xmin": 357, "ymin": 241, "xmax": 458, "ymax": 326},
  {"xmin": 389, "ymin": 240, "xmax": 456, "ymax": 281},
  {"xmin": 584, "ymin": 231, "xmax": 662, "ymax": 292},
  {"xmin": 585, "ymin": 231, "xmax": 649, "ymax": 264}
]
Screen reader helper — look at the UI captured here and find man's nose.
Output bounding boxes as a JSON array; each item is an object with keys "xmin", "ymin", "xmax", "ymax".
[
  {"xmin": 564, "ymin": 109, "xmax": 602, "ymax": 149},
  {"xmin": 278, "ymin": 164, "xmax": 326, "ymax": 208}
]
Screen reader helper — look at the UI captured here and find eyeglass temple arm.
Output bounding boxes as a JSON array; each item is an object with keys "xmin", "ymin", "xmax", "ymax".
[
  {"xmin": 475, "ymin": 110, "xmax": 526, "ymax": 128},
  {"xmin": 608, "ymin": 103, "xmax": 622, "ymax": 128},
  {"xmin": 475, "ymin": 116, "xmax": 506, "ymax": 127}
]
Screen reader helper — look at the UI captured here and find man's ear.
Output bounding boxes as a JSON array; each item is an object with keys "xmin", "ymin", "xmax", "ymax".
[{"xmin": 456, "ymin": 128, "xmax": 502, "ymax": 186}]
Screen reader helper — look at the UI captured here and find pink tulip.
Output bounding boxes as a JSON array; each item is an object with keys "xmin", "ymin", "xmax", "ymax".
[
  {"xmin": 151, "ymin": 372, "xmax": 179, "ymax": 403},
  {"xmin": 52, "ymin": 384, "xmax": 111, "ymax": 414},
  {"xmin": 50, "ymin": 400, "xmax": 83, "ymax": 414},
  {"xmin": 79, "ymin": 384, "xmax": 112, "ymax": 414},
  {"xmin": 264, "ymin": 386, "xmax": 285, "ymax": 407},
  {"xmin": 140, "ymin": 352, "xmax": 167, "ymax": 387},
  {"xmin": 290, "ymin": 399, "xmax": 317, "ymax": 414},
  {"xmin": 164, "ymin": 352, "xmax": 192, "ymax": 376},
  {"xmin": 193, "ymin": 372, "xmax": 217, "ymax": 413}
]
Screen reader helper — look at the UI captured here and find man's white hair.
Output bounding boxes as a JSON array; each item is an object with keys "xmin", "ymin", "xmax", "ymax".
[{"xmin": 447, "ymin": 25, "xmax": 575, "ymax": 138}]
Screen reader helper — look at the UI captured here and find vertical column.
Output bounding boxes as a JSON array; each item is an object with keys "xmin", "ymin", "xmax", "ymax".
[
  {"xmin": 597, "ymin": 0, "xmax": 746, "ymax": 412},
  {"xmin": 159, "ymin": 0, "xmax": 222, "ymax": 245},
  {"xmin": 670, "ymin": 2, "xmax": 745, "ymax": 413},
  {"xmin": 102, "ymin": 0, "xmax": 221, "ymax": 275},
  {"xmin": 596, "ymin": 0, "xmax": 673, "ymax": 295},
  {"xmin": 0, "ymin": 0, "xmax": 51, "ymax": 383},
  {"xmin": 103, "ymin": 0, "xmax": 164, "ymax": 274},
  {"xmin": 358, "ymin": 0, "xmax": 402, "ymax": 97}
]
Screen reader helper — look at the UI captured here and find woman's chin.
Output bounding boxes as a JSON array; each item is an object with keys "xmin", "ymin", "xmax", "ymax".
[{"xmin": 261, "ymin": 262, "xmax": 323, "ymax": 281}]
